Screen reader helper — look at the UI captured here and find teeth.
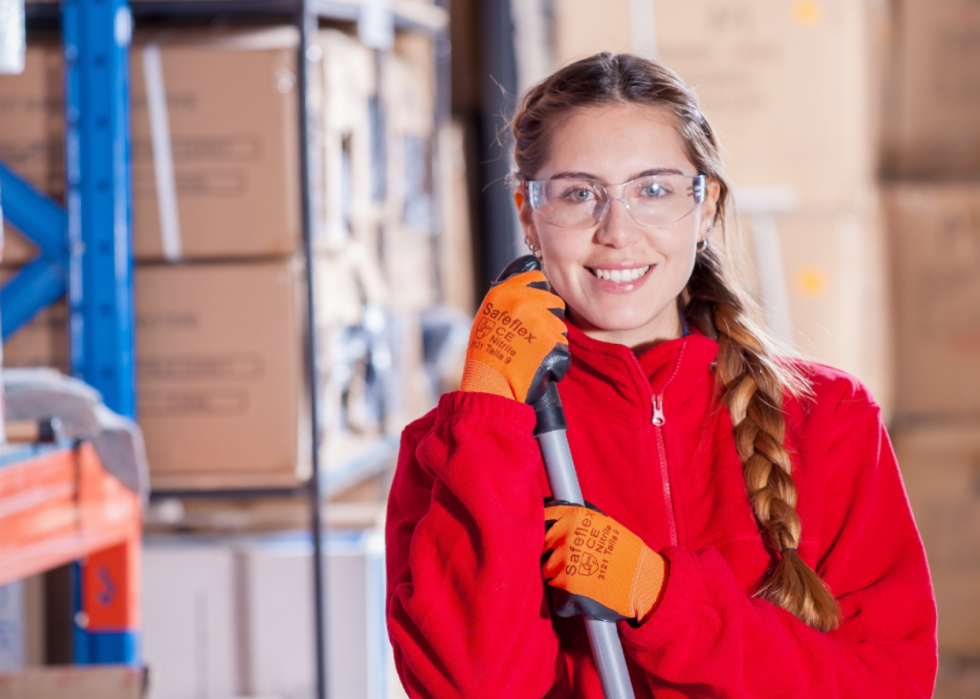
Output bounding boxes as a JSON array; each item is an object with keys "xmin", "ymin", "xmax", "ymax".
[{"xmin": 592, "ymin": 265, "xmax": 650, "ymax": 282}]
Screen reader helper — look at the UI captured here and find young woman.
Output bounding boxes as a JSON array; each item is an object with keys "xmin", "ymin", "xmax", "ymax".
[{"xmin": 385, "ymin": 53, "xmax": 937, "ymax": 698}]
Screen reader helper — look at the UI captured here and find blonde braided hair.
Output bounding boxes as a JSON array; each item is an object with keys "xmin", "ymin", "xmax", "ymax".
[{"xmin": 509, "ymin": 52, "xmax": 841, "ymax": 631}]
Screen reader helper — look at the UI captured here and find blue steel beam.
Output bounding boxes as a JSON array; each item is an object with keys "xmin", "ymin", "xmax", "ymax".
[
  {"xmin": 61, "ymin": 0, "xmax": 136, "ymax": 421},
  {"xmin": 0, "ymin": 257, "xmax": 68, "ymax": 339},
  {"xmin": 0, "ymin": 162, "xmax": 69, "ymax": 262},
  {"xmin": 62, "ymin": 0, "xmax": 138, "ymax": 666}
]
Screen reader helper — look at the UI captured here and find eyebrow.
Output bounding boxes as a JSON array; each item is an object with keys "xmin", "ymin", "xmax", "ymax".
[{"xmin": 548, "ymin": 167, "xmax": 687, "ymax": 181}]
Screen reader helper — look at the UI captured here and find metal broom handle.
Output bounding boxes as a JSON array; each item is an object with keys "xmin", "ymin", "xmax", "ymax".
[
  {"xmin": 533, "ymin": 384, "xmax": 637, "ymax": 699},
  {"xmin": 494, "ymin": 256, "xmax": 637, "ymax": 699}
]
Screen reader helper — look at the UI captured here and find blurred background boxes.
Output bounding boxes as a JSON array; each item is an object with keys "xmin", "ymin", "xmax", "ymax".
[
  {"xmin": 135, "ymin": 260, "xmax": 309, "ymax": 490},
  {"xmin": 885, "ymin": 183, "xmax": 980, "ymax": 421},
  {"xmin": 142, "ymin": 531, "xmax": 389, "ymax": 699},
  {"xmin": 554, "ymin": 0, "xmax": 882, "ymax": 211},
  {"xmin": 0, "ymin": 666, "xmax": 145, "ymax": 699},
  {"xmin": 882, "ymin": 0, "xmax": 980, "ymax": 178},
  {"xmin": 893, "ymin": 426, "xmax": 980, "ymax": 657},
  {"xmin": 129, "ymin": 28, "xmax": 303, "ymax": 261},
  {"xmin": 3, "ymin": 0, "xmax": 980, "ymax": 696}
]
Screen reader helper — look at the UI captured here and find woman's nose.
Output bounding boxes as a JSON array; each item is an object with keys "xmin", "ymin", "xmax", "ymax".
[{"xmin": 594, "ymin": 198, "xmax": 642, "ymax": 248}]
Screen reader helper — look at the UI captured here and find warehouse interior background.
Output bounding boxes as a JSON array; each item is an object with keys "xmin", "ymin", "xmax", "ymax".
[{"xmin": 0, "ymin": 0, "xmax": 978, "ymax": 697}]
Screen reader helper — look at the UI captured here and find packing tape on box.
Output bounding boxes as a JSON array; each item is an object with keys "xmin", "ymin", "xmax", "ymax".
[{"xmin": 142, "ymin": 43, "xmax": 183, "ymax": 262}]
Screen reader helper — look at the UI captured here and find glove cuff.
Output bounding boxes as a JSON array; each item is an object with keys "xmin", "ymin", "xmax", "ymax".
[
  {"xmin": 631, "ymin": 547, "xmax": 669, "ymax": 625},
  {"xmin": 460, "ymin": 359, "xmax": 515, "ymax": 400}
]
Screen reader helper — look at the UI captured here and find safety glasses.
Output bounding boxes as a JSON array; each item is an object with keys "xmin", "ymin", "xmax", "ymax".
[{"xmin": 525, "ymin": 174, "xmax": 708, "ymax": 230}]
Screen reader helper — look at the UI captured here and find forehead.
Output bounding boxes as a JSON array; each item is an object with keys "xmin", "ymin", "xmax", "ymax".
[{"xmin": 538, "ymin": 103, "xmax": 695, "ymax": 181}]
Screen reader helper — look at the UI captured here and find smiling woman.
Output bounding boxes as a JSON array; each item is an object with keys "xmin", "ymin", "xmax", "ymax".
[{"xmin": 385, "ymin": 52, "xmax": 937, "ymax": 699}]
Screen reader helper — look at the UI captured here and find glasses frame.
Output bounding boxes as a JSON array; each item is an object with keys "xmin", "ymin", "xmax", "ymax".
[{"xmin": 523, "ymin": 174, "xmax": 709, "ymax": 230}]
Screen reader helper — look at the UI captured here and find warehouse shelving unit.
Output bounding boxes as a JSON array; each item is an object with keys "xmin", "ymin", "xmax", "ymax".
[
  {"xmin": 0, "ymin": 0, "xmax": 141, "ymax": 666},
  {"xmin": 0, "ymin": 443, "xmax": 142, "ymax": 661},
  {"xmin": 4, "ymin": 0, "xmax": 449, "ymax": 695}
]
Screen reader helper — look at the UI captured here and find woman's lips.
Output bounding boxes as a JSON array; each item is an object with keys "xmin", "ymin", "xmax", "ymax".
[{"xmin": 586, "ymin": 264, "xmax": 654, "ymax": 293}]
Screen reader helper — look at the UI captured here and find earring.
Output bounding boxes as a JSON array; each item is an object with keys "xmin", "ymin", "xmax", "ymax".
[
  {"xmin": 525, "ymin": 238, "xmax": 543, "ymax": 259},
  {"xmin": 696, "ymin": 223, "xmax": 713, "ymax": 253}
]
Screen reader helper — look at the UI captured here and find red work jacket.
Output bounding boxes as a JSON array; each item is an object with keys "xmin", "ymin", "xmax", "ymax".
[{"xmin": 386, "ymin": 323, "xmax": 938, "ymax": 698}]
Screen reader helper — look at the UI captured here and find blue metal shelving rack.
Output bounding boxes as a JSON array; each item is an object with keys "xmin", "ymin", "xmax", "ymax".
[
  {"xmin": 5, "ymin": 0, "xmax": 449, "ymax": 692},
  {"xmin": 0, "ymin": 0, "xmax": 138, "ymax": 666}
]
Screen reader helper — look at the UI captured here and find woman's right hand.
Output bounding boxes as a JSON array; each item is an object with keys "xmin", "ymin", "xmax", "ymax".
[{"xmin": 460, "ymin": 258, "xmax": 569, "ymax": 404}]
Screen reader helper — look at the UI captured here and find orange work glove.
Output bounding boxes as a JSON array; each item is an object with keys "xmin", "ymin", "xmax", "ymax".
[
  {"xmin": 542, "ymin": 501, "xmax": 668, "ymax": 627},
  {"xmin": 460, "ymin": 262, "xmax": 569, "ymax": 404}
]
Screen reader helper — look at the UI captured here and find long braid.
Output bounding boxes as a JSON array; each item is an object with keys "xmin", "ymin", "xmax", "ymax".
[
  {"xmin": 509, "ymin": 51, "xmax": 842, "ymax": 632},
  {"xmin": 687, "ymin": 248, "xmax": 841, "ymax": 632}
]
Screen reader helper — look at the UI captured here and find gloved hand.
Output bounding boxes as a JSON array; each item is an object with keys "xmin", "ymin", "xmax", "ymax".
[
  {"xmin": 460, "ymin": 258, "xmax": 569, "ymax": 403},
  {"xmin": 542, "ymin": 501, "xmax": 668, "ymax": 627}
]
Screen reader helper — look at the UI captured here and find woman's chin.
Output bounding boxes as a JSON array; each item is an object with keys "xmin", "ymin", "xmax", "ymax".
[{"xmin": 569, "ymin": 307, "xmax": 670, "ymax": 337}]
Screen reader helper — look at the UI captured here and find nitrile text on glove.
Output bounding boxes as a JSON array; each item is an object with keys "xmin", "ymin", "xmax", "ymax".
[
  {"xmin": 481, "ymin": 303, "xmax": 537, "ymax": 344},
  {"xmin": 567, "ymin": 519, "xmax": 619, "ymax": 580}
]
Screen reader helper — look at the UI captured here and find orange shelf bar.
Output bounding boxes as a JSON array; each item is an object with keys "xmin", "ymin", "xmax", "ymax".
[{"xmin": 0, "ymin": 442, "xmax": 141, "ymax": 588}]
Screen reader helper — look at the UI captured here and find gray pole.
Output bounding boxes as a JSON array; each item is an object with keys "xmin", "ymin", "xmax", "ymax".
[{"xmin": 536, "ymin": 428, "xmax": 638, "ymax": 699}]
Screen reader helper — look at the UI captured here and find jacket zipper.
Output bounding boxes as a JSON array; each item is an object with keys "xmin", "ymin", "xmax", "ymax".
[{"xmin": 628, "ymin": 340, "xmax": 687, "ymax": 547}]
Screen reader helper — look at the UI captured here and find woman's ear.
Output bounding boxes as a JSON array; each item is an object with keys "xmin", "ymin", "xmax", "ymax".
[
  {"xmin": 700, "ymin": 178, "xmax": 722, "ymax": 240},
  {"xmin": 514, "ymin": 187, "xmax": 541, "ymax": 250}
]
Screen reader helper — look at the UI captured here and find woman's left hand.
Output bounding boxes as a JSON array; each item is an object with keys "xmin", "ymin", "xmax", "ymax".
[{"xmin": 542, "ymin": 501, "xmax": 668, "ymax": 627}]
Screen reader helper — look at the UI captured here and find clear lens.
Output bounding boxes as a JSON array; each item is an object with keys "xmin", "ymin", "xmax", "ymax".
[{"xmin": 526, "ymin": 175, "xmax": 707, "ymax": 230}]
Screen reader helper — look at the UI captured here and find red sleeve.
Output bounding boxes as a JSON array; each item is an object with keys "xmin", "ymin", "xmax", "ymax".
[
  {"xmin": 619, "ymin": 386, "xmax": 938, "ymax": 697},
  {"xmin": 385, "ymin": 391, "xmax": 566, "ymax": 698}
]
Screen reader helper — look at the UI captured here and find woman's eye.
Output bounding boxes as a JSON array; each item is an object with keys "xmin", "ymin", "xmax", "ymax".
[
  {"xmin": 641, "ymin": 184, "xmax": 668, "ymax": 197},
  {"xmin": 564, "ymin": 188, "xmax": 595, "ymax": 201}
]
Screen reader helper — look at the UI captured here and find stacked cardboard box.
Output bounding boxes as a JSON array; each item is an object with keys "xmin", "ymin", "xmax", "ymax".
[
  {"xmin": 0, "ymin": 27, "xmax": 442, "ymax": 490},
  {"xmin": 141, "ymin": 531, "xmax": 394, "ymax": 699},
  {"xmin": 549, "ymin": 0, "xmax": 892, "ymax": 411},
  {"xmin": 880, "ymin": 4, "xmax": 980, "ymax": 680}
]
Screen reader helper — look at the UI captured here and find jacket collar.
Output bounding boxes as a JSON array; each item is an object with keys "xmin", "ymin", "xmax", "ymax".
[{"xmin": 564, "ymin": 321, "xmax": 722, "ymax": 426}]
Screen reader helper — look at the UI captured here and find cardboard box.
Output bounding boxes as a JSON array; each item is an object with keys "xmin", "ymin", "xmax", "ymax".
[
  {"xmin": 552, "ymin": 0, "xmax": 880, "ymax": 210},
  {"xmin": 238, "ymin": 531, "xmax": 390, "ymax": 699},
  {"xmin": 893, "ymin": 425, "xmax": 980, "ymax": 656},
  {"xmin": 883, "ymin": 0, "xmax": 980, "ymax": 178},
  {"xmin": 142, "ymin": 541, "xmax": 239, "ymax": 699},
  {"xmin": 142, "ymin": 531, "xmax": 394, "ymax": 699},
  {"xmin": 0, "ymin": 666, "xmax": 145, "ymax": 699},
  {"xmin": 885, "ymin": 184, "xmax": 980, "ymax": 420},
  {"xmin": 0, "ymin": 31, "xmax": 304, "ymax": 263},
  {"xmin": 130, "ymin": 29, "xmax": 302, "ymax": 261},
  {"xmin": 136, "ymin": 260, "xmax": 309, "ymax": 489},
  {"xmin": 936, "ymin": 657, "xmax": 980, "ymax": 699},
  {"xmin": 741, "ymin": 201, "xmax": 893, "ymax": 416},
  {"xmin": 0, "ymin": 40, "xmax": 63, "ymax": 266},
  {"xmin": 0, "ymin": 294, "xmax": 68, "ymax": 373}
]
